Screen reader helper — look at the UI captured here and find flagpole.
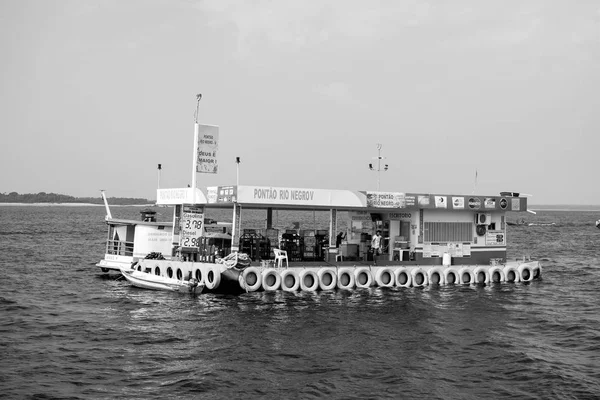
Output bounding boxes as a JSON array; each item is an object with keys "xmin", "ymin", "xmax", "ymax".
[{"xmin": 191, "ymin": 94, "xmax": 202, "ymax": 204}]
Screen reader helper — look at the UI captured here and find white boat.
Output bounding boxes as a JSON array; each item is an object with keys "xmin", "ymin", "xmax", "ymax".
[
  {"xmin": 596, "ymin": 219, "xmax": 600, "ymax": 229},
  {"xmin": 96, "ymin": 190, "xmax": 231, "ymax": 273},
  {"xmin": 120, "ymin": 265, "xmax": 204, "ymax": 294},
  {"xmin": 95, "ymin": 191, "xmax": 173, "ymax": 273}
]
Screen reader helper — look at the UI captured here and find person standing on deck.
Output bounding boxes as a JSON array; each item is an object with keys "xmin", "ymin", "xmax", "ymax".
[
  {"xmin": 336, "ymin": 231, "xmax": 346, "ymax": 248},
  {"xmin": 371, "ymin": 230, "xmax": 382, "ymax": 264}
]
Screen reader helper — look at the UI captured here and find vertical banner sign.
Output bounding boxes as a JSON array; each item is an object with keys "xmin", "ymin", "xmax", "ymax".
[
  {"xmin": 196, "ymin": 125, "xmax": 219, "ymax": 173},
  {"xmin": 179, "ymin": 205, "xmax": 204, "ymax": 248}
]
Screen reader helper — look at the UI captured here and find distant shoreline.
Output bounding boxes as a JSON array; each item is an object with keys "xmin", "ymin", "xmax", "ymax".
[
  {"xmin": 529, "ymin": 208, "xmax": 600, "ymax": 212},
  {"xmin": 0, "ymin": 203, "xmax": 597, "ymax": 212},
  {"xmin": 0, "ymin": 203, "xmax": 156, "ymax": 207}
]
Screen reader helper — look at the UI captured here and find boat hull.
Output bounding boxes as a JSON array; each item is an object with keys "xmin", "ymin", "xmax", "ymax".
[
  {"xmin": 131, "ymin": 258, "xmax": 541, "ymax": 294},
  {"xmin": 120, "ymin": 268, "xmax": 204, "ymax": 294}
]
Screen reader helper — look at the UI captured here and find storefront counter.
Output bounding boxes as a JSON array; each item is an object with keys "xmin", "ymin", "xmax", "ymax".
[{"xmin": 341, "ymin": 243, "xmax": 359, "ymax": 260}]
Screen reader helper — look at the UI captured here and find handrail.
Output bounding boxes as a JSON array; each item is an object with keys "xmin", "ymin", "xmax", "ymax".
[{"xmin": 106, "ymin": 239, "xmax": 134, "ymax": 257}]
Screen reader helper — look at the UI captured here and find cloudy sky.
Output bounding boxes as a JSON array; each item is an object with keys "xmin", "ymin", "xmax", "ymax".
[{"xmin": 1, "ymin": 0, "xmax": 599, "ymax": 205}]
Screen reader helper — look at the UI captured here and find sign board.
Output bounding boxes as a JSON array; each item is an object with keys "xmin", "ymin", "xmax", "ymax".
[
  {"xmin": 389, "ymin": 212, "xmax": 412, "ymax": 220},
  {"xmin": 156, "ymin": 188, "xmax": 207, "ymax": 205},
  {"xmin": 179, "ymin": 205, "xmax": 204, "ymax": 247},
  {"xmin": 196, "ymin": 124, "xmax": 219, "ymax": 174},
  {"xmin": 207, "ymin": 186, "xmax": 237, "ymax": 203},
  {"xmin": 235, "ymin": 185, "xmax": 365, "ymax": 207},
  {"xmin": 366, "ymin": 192, "xmax": 406, "ymax": 208},
  {"xmin": 485, "ymin": 230, "xmax": 505, "ymax": 246}
]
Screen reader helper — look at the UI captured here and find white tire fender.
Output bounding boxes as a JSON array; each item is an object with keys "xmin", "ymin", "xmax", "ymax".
[
  {"xmin": 262, "ymin": 268, "xmax": 281, "ymax": 291},
  {"xmin": 317, "ymin": 268, "xmax": 337, "ymax": 291},
  {"xmin": 354, "ymin": 267, "xmax": 373, "ymax": 288},
  {"xmin": 394, "ymin": 268, "xmax": 412, "ymax": 288},
  {"xmin": 281, "ymin": 269, "xmax": 300, "ymax": 292},
  {"xmin": 518, "ymin": 264, "xmax": 534, "ymax": 282},
  {"xmin": 375, "ymin": 267, "xmax": 395, "ymax": 287},
  {"xmin": 531, "ymin": 262, "xmax": 542, "ymax": 280},
  {"xmin": 300, "ymin": 269, "xmax": 319, "ymax": 292},
  {"xmin": 503, "ymin": 265, "xmax": 521, "ymax": 283},
  {"xmin": 427, "ymin": 267, "xmax": 446, "ymax": 285},
  {"xmin": 458, "ymin": 267, "xmax": 475, "ymax": 285},
  {"xmin": 411, "ymin": 267, "xmax": 429, "ymax": 287},
  {"xmin": 205, "ymin": 264, "xmax": 222, "ymax": 290},
  {"xmin": 473, "ymin": 266, "xmax": 490, "ymax": 284},
  {"xmin": 240, "ymin": 267, "xmax": 262, "ymax": 292},
  {"xmin": 488, "ymin": 266, "xmax": 505, "ymax": 283},
  {"xmin": 444, "ymin": 267, "xmax": 460, "ymax": 285},
  {"xmin": 337, "ymin": 268, "xmax": 355, "ymax": 290}
]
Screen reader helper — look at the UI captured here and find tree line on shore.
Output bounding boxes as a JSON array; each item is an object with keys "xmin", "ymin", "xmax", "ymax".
[{"xmin": 0, "ymin": 192, "xmax": 152, "ymax": 205}]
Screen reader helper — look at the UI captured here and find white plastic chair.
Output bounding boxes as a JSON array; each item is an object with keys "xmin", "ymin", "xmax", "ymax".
[
  {"xmin": 273, "ymin": 248, "xmax": 289, "ymax": 268},
  {"xmin": 329, "ymin": 247, "xmax": 343, "ymax": 262}
]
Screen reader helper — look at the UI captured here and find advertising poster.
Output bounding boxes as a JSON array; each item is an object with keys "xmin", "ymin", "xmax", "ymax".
[
  {"xmin": 484, "ymin": 198, "xmax": 496, "ymax": 209},
  {"xmin": 468, "ymin": 197, "xmax": 481, "ymax": 209},
  {"xmin": 423, "ymin": 243, "xmax": 432, "ymax": 258},
  {"xmin": 511, "ymin": 198, "xmax": 521, "ymax": 211},
  {"xmin": 462, "ymin": 243, "xmax": 471, "ymax": 256},
  {"xmin": 435, "ymin": 196, "xmax": 447, "ymax": 208},
  {"xmin": 447, "ymin": 242, "xmax": 463, "ymax": 257},
  {"xmin": 452, "ymin": 197, "xmax": 464, "ymax": 209}
]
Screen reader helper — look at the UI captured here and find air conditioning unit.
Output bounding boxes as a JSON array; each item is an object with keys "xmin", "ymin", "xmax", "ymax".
[{"xmin": 476, "ymin": 213, "xmax": 492, "ymax": 225}]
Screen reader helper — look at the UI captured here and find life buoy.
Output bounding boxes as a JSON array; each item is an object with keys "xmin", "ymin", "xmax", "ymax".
[
  {"xmin": 280, "ymin": 269, "xmax": 300, "ymax": 292},
  {"xmin": 240, "ymin": 267, "xmax": 262, "ymax": 292},
  {"xmin": 394, "ymin": 268, "xmax": 412, "ymax": 287},
  {"xmin": 473, "ymin": 266, "xmax": 490, "ymax": 284},
  {"xmin": 518, "ymin": 264, "xmax": 534, "ymax": 282},
  {"xmin": 205, "ymin": 265, "xmax": 221, "ymax": 290},
  {"xmin": 262, "ymin": 268, "xmax": 281, "ymax": 291},
  {"xmin": 300, "ymin": 269, "xmax": 319, "ymax": 292},
  {"xmin": 443, "ymin": 267, "xmax": 460, "ymax": 285},
  {"xmin": 354, "ymin": 267, "xmax": 373, "ymax": 288},
  {"xmin": 488, "ymin": 266, "xmax": 505, "ymax": 283},
  {"xmin": 476, "ymin": 224, "xmax": 487, "ymax": 236},
  {"xmin": 337, "ymin": 268, "xmax": 356, "ymax": 290},
  {"xmin": 503, "ymin": 265, "xmax": 520, "ymax": 283},
  {"xmin": 458, "ymin": 267, "xmax": 475, "ymax": 285},
  {"xmin": 427, "ymin": 267, "xmax": 446, "ymax": 285},
  {"xmin": 375, "ymin": 267, "xmax": 395, "ymax": 287},
  {"xmin": 411, "ymin": 267, "xmax": 428, "ymax": 287},
  {"xmin": 317, "ymin": 268, "xmax": 337, "ymax": 291}
]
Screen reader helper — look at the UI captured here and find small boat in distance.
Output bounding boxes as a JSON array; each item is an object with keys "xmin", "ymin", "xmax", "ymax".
[
  {"xmin": 596, "ymin": 219, "xmax": 600, "ymax": 229},
  {"xmin": 507, "ymin": 218, "xmax": 556, "ymax": 227},
  {"xmin": 507, "ymin": 218, "xmax": 527, "ymax": 226},
  {"xmin": 121, "ymin": 265, "xmax": 204, "ymax": 294}
]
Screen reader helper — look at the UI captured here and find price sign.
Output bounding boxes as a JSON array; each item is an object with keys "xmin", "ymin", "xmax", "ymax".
[
  {"xmin": 485, "ymin": 230, "xmax": 505, "ymax": 246},
  {"xmin": 180, "ymin": 208, "xmax": 204, "ymax": 248}
]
